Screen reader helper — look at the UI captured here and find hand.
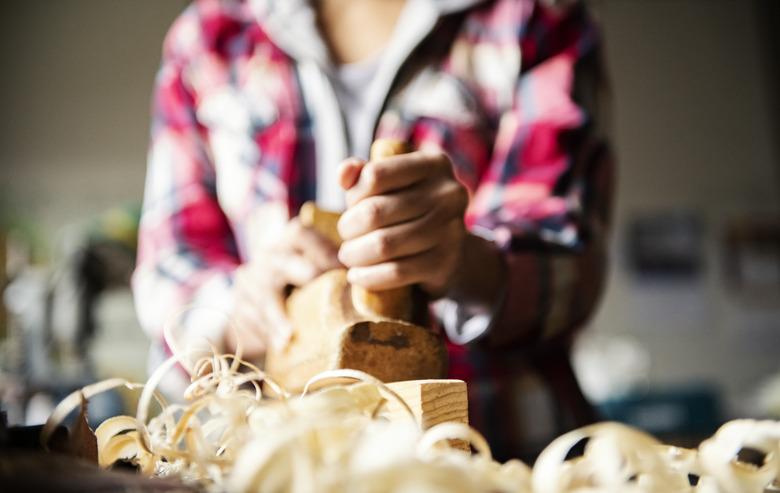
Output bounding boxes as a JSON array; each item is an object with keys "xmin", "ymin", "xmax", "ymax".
[
  {"xmin": 226, "ymin": 218, "xmax": 341, "ymax": 358},
  {"xmin": 336, "ymin": 150, "xmax": 470, "ymax": 298}
]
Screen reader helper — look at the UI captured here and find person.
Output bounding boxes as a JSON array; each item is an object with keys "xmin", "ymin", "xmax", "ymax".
[{"xmin": 133, "ymin": 0, "xmax": 613, "ymax": 460}]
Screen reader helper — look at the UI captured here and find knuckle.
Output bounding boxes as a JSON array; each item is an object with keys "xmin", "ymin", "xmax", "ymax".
[
  {"xmin": 374, "ymin": 232, "xmax": 394, "ymax": 258},
  {"xmin": 441, "ymin": 181, "xmax": 468, "ymax": 209},
  {"xmin": 362, "ymin": 163, "xmax": 381, "ymax": 190},
  {"xmin": 419, "ymin": 208, "xmax": 440, "ymax": 230},
  {"xmin": 287, "ymin": 219, "xmax": 303, "ymax": 238},
  {"xmin": 450, "ymin": 219, "xmax": 465, "ymax": 238},
  {"xmin": 431, "ymin": 150, "xmax": 451, "ymax": 171},
  {"xmin": 388, "ymin": 262, "xmax": 406, "ymax": 281},
  {"xmin": 441, "ymin": 179, "xmax": 459, "ymax": 195},
  {"xmin": 363, "ymin": 199, "xmax": 383, "ymax": 228},
  {"xmin": 454, "ymin": 185, "xmax": 469, "ymax": 210},
  {"xmin": 423, "ymin": 147, "xmax": 446, "ymax": 161}
]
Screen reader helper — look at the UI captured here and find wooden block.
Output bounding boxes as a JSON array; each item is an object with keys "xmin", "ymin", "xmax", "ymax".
[
  {"xmin": 265, "ymin": 138, "xmax": 444, "ymax": 392},
  {"xmin": 369, "ymin": 139, "xmax": 409, "ymax": 160},
  {"xmin": 351, "ymin": 138, "xmax": 415, "ymax": 321},
  {"xmin": 300, "ymin": 197, "xmax": 416, "ymax": 322},
  {"xmin": 297, "ymin": 138, "xmax": 417, "ymax": 322},
  {"xmin": 298, "ymin": 200, "xmax": 415, "ymax": 322},
  {"xmin": 386, "ymin": 379, "xmax": 470, "ymax": 451},
  {"xmin": 298, "ymin": 202, "xmax": 342, "ymax": 247},
  {"xmin": 264, "ymin": 270, "xmax": 447, "ymax": 392},
  {"xmin": 385, "ymin": 379, "xmax": 468, "ymax": 430}
]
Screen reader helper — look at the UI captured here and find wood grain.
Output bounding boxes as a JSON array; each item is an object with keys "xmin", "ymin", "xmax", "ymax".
[
  {"xmin": 386, "ymin": 379, "xmax": 470, "ymax": 451},
  {"xmin": 264, "ymin": 269, "xmax": 447, "ymax": 392},
  {"xmin": 349, "ymin": 139, "xmax": 414, "ymax": 320},
  {"xmin": 298, "ymin": 201, "xmax": 342, "ymax": 247},
  {"xmin": 385, "ymin": 379, "xmax": 468, "ymax": 430}
]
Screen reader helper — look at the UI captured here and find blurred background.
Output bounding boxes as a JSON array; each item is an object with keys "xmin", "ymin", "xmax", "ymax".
[{"xmin": 0, "ymin": 0, "xmax": 778, "ymax": 445}]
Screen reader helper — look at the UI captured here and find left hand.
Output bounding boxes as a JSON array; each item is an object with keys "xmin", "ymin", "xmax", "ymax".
[{"xmin": 336, "ymin": 150, "xmax": 469, "ymax": 298}]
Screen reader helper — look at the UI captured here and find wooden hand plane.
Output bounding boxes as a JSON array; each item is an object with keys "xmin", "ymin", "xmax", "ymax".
[{"xmin": 264, "ymin": 139, "xmax": 449, "ymax": 392}]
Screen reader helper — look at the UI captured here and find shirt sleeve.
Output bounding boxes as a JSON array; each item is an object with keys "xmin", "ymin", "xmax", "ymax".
[
  {"xmin": 462, "ymin": 0, "xmax": 614, "ymax": 348},
  {"xmin": 132, "ymin": 8, "xmax": 240, "ymax": 351}
]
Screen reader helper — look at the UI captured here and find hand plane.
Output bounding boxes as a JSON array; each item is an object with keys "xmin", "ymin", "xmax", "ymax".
[{"xmin": 264, "ymin": 139, "xmax": 449, "ymax": 392}]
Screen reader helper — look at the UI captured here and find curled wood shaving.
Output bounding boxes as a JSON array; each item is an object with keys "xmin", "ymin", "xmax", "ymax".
[
  {"xmin": 698, "ymin": 420, "xmax": 780, "ymax": 493},
  {"xmin": 43, "ymin": 341, "xmax": 780, "ymax": 492},
  {"xmin": 40, "ymin": 378, "xmax": 165, "ymax": 450}
]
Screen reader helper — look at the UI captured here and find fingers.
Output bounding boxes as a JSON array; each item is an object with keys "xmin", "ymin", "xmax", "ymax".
[
  {"xmin": 260, "ymin": 288, "xmax": 293, "ymax": 348},
  {"xmin": 228, "ymin": 301, "xmax": 269, "ymax": 357},
  {"xmin": 345, "ymin": 150, "xmax": 451, "ymax": 207},
  {"xmin": 345, "ymin": 219, "xmax": 464, "ymax": 292},
  {"xmin": 338, "ymin": 178, "xmax": 469, "ymax": 267},
  {"xmin": 226, "ymin": 209, "xmax": 345, "ymax": 359},
  {"xmin": 337, "ymin": 187, "xmax": 429, "ymax": 240},
  {"xmin": 338, "ymin": 157, "xmax": 366, "ymax": 190},
  {"xmin": 228, "ymin": 264, "xmax": 294, "ymax": 358},
  {"xmin": 273, "ymin": 253, "xmax": 320, "ymax": 286},
  {"xmin": 345, "ymin": 244, "xmax": 451, "ymax": 292},
  {"xmin": 229, "ymin": 269, "xmax": 271, "ymax": 357},
  {"xmin": 338, "ymin": 179, "xmax": 467, "ymax": 241},
  {"xmin": 338, "ymin": 211, "xmax": 446, "ymax": 267},
  {"xmin": 230, "ymin": 294, "xmax": 291, "ymax": 355},
  {"xmin": 281, "ymin": 219, "xmax": 342, "ymax": 273}
]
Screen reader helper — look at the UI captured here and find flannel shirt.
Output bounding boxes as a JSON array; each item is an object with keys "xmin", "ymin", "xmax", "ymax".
[{"xmin": 133, "ymin": 0, "xmax": 613, "ymax": 459}]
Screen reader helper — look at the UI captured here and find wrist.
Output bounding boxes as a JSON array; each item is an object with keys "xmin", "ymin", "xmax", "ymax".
[{"xmin": 446, "ymin": 233, "xmax": 505, "ymax": 307}]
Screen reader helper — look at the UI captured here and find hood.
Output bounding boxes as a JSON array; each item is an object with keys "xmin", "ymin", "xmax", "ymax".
[{"xmin": 247, "ymin": 0, "xmax": 488, "ymax": 67}]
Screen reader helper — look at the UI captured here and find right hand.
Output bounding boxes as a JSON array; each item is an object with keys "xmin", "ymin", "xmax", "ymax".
[{"xmin": 226, "ymin": 218, "xmax": 341, "ymax": 358}]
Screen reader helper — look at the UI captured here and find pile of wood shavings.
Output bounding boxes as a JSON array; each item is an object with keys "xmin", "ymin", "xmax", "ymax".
[
  {"xmin": 40, "ymin": 344, "xmax": 780, "ymax": 493},
  {"xmin": 39, "ymin": 344, "xmax": 527, "ymax": 492}
]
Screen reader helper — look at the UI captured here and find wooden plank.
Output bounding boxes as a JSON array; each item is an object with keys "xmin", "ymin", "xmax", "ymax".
[
  {"xmin": 385, "ymin": 379, "xmax": 469, "ymax": 430},
  {"xmin": 386, "ymin": 379, "xmax": 470, "ymax": 451}
]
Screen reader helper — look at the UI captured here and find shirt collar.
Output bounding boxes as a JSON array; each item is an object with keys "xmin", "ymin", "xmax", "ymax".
[{"xmin": 247, "ymin": 0, "xmax": 486, "ymax": 67}]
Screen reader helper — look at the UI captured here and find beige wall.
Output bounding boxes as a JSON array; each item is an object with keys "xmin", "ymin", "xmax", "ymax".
[
  {"xmin": 0, "ymin": 0, "xmax": 190, "ymax": 386},
  {"xmin": 588, "ymin": 0, "xmax": 779, "ymax": 415},
  {"xmin": 0, "ymin": 0, "xmax": 189, "ymax": 244},
  {"xmin": 1, "ymin": 1, "xmax": 778, "ymax": 412}
]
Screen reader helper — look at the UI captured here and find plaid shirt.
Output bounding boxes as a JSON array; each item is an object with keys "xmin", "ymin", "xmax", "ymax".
[{"xmin": 134, "ymin": 0, "xmax": 613, "ymax": 459}]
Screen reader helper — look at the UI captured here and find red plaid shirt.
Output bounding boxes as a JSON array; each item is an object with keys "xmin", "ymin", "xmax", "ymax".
[{"xmin": 134, "ymin": 0, "xmax": 613, "ymax": 459}]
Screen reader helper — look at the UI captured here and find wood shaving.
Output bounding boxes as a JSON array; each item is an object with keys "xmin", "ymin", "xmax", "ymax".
[{"xmin": 41, "ymin": 344, "xmax": 780, "ymax": 493}]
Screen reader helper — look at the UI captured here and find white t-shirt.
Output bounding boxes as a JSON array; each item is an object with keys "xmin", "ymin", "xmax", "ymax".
[{"xmin": 330, "ymin": 56, "xmax": 383, "ymax": 158}]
